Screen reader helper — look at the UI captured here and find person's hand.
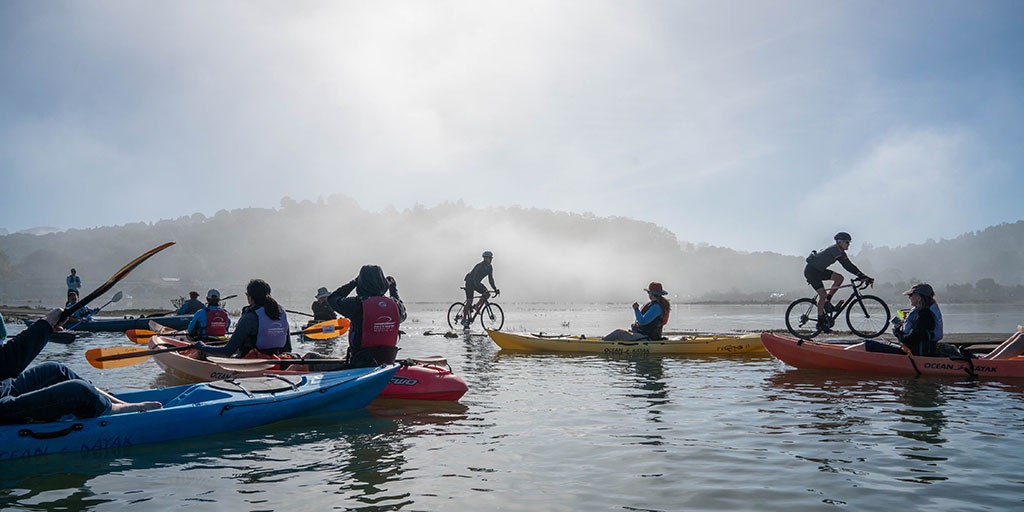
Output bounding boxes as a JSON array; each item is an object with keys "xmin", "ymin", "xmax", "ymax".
[
  {"xmin": 43, "ymin": 308, "xmax": 64, "ymax": 329},
  {"xmin": 193, "ymin": 341, "xmax": 208, "ymax": 351},
  {"xmin": 632, "ymin": 302, "xmax": 640, "ymax": 310},
  {"xmin": 386, "ymin": 276, "xmax": 396, "ymax": 286}
]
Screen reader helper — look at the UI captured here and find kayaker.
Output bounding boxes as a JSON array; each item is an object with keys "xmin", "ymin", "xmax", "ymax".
[
  {"xmin": 327, "ymin": 265, "xmax": 407, "ymax": 366},
  {"xmin": 186, "ymin": 289, "xmax": 232, "ymax": 340},
  {"xmin": 803, "ymin": 232, "xmax": 874, "ymax": 333},
  {"xmin": 66, "ymin": 268, "xmax": 82, "ymax": 294},
  {"xmin": 462, "ymin": 251, "xmax": 499, "ymax": 329},
  {"xmin": 311, "ymin": 287, "xmax": 337, "ymax": 321},
  {"xmin": 1, "ymin": 308, "xmax": 162, "ymax": 424},
  {"xmin": 603, "ymin": 282, "xmax": 672, "ymax": 341},
  {"xmin": 194, "ymin": 279, "xmax": 291, "ymax": 358},
  {"xmin": 892, "ymin": 283, "xmax": 943, "ymax": 356},
  {"xmin": 65, "ymin": 290, "xmax": 95, "ymax": 321},
  {"xmin": 175, "ymin": 291, "xmax": 205, "ymax": 315}
]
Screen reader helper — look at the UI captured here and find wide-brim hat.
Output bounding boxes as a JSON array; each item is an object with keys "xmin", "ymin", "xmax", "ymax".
[
  {"xmin": 903, "ymin": 283, "xmax": 934, "ymax": 298},
  {"xmin": 315, "ymin": 287, "xmax": 331, "ymax": 299},
  {"xmin": 644, "ymin": 281, "xmax": 668, "ymax": 296}
]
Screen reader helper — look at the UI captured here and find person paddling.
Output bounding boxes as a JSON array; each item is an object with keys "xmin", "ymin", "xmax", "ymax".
[
  {"xmin": 194, "ymin": 279, "xmax": 290, "ymax": 358},
  {"xmin": 603, "ymin": 282, "xmax": 672, "ymax": 341},
  {"xmin": 1, "ymin": 308, "xmax": 162, "ymax": 424},
  {"xmin": 187, "ymin": 289, "xmax": 232, "ymax": 341}
]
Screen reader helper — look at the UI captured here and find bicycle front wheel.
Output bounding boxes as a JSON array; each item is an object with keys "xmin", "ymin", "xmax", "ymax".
[
  {"xmin": 846, "ymin": 295, "xmax": 890, "ymax": 338},
  {"xmin": 785, "ymin": 298, "xmax": 821, "ymax": 339},
  {"xmin": 480, "ymin": 303, "xmax": 504, "ymax": 331},
  {"xmin": 447, "ymin": 302, "xmax": 467, "ymax": 330}
]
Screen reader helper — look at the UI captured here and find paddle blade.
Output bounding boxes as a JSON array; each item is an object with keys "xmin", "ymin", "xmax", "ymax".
[
  {"xmin": 47, "ymin": 331, "xmax": 77, "ymax": 344},
  {"xmin": 125, "ymin": 329, "xmax": 160, "ymax": 344},
  {"xmin": 300, "ymin": 318, "xmax": 351, "ymax": 340},
  {"xmin": 86, "ymin": 346, "xmax": 154, "ymax": 369}
]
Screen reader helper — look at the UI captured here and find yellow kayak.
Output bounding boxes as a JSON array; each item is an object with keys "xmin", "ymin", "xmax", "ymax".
[{"xmin": 486, "ymin": 329, "xmax": 766, "ymax": 355}]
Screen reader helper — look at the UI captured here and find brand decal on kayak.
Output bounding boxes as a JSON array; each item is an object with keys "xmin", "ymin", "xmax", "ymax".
[
  {"xmin": 603, "ymin": 348, "xmax": 651, "ymax": 355},
  {"xmin": 922, "ymin": 362, "xmax": 998, "ymax": 373},
  {"xmin": 390, "ymin": 376, "xmax": 419, "ymax": 386},
  {"xmin": 82, "ymin": 435, "xmax": 134, "ymax": 451}
]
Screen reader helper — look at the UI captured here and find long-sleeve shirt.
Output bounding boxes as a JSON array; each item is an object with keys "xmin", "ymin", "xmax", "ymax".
[
  {"xmin": 1, "ymin": 320, "xmax": 53, "ymax": 395},
  {"xmin": 327, "ymin": 281, "xmax": 406, "ymax": 353},
  {"xmin": 805, "ymin": 244, "xmax": 865, "ymax": 276}
]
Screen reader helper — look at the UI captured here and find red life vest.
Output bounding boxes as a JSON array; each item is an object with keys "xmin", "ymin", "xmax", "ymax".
[
  {"xmin": 360, "ymin": 296, "xmax": 400, "ymax": 348},
  {"xmin": 206, "ymin": 307, "xmax": 230, "ymax": 337}
]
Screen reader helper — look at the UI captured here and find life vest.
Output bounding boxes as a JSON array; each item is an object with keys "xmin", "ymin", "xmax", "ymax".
[
  {"xmin": 901, "ymin": 304, "xmax": 943, "ymax": 342},
  {"xmin": 360, "ymin": 296, "xmax": 400, "ymax": 348},
  {"xmin": 205, "ymin": 307, "xmax": 230, "ymax": 337},
  {"xmin": 254, "ymin": 306, "xmax": 289, "ymax": 352},
  {"xmin": 634, "ymin": 302, "xmax": 665, "ymax": 340},
  {"xmin": 929, "ymin": 303, "xmax": 943, "ymax": 342}
]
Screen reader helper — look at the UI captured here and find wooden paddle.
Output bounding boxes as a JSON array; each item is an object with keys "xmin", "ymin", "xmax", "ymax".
[
  {"xmin": 38, "ymin": 243, "xmax": 174, "ymax": 345},
  {"xmin": 61, "ymin": 242, "xmax": 175, "ymax": 324}
]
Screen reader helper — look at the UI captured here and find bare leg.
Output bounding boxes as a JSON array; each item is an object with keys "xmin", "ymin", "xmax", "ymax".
[{"xmin": 99, "ymin": 389, "xmax": 163, "ymax": 414}]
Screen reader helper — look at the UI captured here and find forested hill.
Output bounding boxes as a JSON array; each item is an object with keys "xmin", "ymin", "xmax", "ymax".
[{"xmin": 1, "ymin": 197, "xmax": 1022, "ymax": 306}]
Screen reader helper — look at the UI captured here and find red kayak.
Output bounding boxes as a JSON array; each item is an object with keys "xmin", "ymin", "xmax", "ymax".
[
  {"xmin": 148, "ymin": 336, "xmax": 468, "ymax": 401},
  {"xmin": 761, "ymin": 331, "xmax": 1024, "ymax": 379}
]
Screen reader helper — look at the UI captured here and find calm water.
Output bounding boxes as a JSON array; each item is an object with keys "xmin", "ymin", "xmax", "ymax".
[{"xmin": 2, "ymin": 303, "xmax": 1023, "ymax": 511}]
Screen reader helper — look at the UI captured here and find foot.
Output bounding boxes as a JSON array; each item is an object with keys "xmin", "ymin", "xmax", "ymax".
[{"xmin": 111, "ymin": 401, "xmax": 163, "ymax": 414}]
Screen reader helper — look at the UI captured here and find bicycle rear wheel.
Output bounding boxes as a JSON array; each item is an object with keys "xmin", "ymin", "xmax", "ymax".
[
  {"xmin": 785, "ymin": 298, "xmax": 821, "ymax": 339},
  {"xmin": 480, "ymin": 303, "xmax": 504, "ymax": 331},
  {"xmin": 846, "ymin": 295, "xmax": 890, "ymax": 338},
  {"xmin": 447, "ymin": 302, "xmax": 467, "ymax": 330}
]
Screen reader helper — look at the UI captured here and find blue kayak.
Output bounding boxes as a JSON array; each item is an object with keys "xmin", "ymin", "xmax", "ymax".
[
  {"xmin": 22, "ymin": 315, "xmax": 193, "ymax": 333},
  {"xmin": 0, "ymin": 365, "xmax": 398, "ymax": 461}
]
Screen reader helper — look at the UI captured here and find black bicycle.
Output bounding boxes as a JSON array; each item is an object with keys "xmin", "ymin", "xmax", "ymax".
[
  {"xmin": 447, "ymin": 289, "xmax": 504, "ymax": 330},
  {"xmin": 785, "ymin": 277, "xmax": 890, "ymax": 339}
]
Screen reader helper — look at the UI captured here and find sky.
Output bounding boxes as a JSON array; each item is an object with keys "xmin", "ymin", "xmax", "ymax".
[{"xmin": 2, "ymin": 0, "xmax": 1023, "ymax": 256}]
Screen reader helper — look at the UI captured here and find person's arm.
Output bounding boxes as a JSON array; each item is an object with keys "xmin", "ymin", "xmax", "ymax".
[
  {"xmin": 837, "ymin": 255, "xmax": 867, "ymax": 278},
  {"xmin": 175, "ymin": 302, "xmax": 189, "ymax": 315},
  {"xmin": 387, "ymin": 277, "xmax": 408, "ymax": 323},
  {"xmin": 0, "ymin": 310, "xmax": 58, "ymax": 379},
  {"xmin": 186, "ymin": 310, "xmax": 203, "ymax": 338},
  {"xmin": 487, "ymin": 268, "xmax": 497, "ymax": 291},
  {"xmin": 327, "ymin": 280, "xmax": 358, "ymax": 314},
  {"xmin": 633, "ymin": 303, "xmax": 662, "ymax": 326}
]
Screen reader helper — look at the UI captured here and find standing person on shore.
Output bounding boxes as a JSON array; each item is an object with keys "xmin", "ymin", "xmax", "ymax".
[
  {"xmin": 1, "ymin": 308, "xmax": 162, "ymax": 424},
  {"xmin": 603, "ymin": 282, "xmax": 672, "ymax": 341},
  {"xmin": 194, "ymin": 279, "xmax": 290, "ymax": 358},
  {"xmin": 892, "ymin": 283, "xmax": 943, "ymax": 356},
  {"xmin": 66, "ymin": 268, "xmax": 81, "ymax": 294},
  {"xmin": 311, "ymin": 287, "xmax": 337, "ymax": 321},
  {"xmin": 327, "ymin": 265, "xmax": 406, "ymax": 367}
]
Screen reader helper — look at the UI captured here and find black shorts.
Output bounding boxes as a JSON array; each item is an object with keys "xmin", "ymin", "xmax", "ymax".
[
  {"xmin": 465, "ymin": 281, "xmax": 488, "ymax": 302},
  {"xmin": 803, "ymin": 265, "xmax": 836, "ymax": 291}
]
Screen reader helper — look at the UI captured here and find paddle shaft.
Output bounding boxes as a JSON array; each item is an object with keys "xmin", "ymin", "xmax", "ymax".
[{"xmin": 285, "ymin": 309, "xmax": 315, "ymax": 318}]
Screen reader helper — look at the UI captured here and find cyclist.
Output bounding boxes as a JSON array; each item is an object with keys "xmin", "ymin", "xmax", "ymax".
[
  {"xmin": 803, "ymin": 232, "xmax": 873, "ymax": 332},
  {"xmin": 463, "ymin": 251, "xmax": 499, "ymax": 328}
]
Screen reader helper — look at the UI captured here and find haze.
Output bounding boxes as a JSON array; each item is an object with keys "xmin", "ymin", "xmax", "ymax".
[{"xmin": 2, "ymin": 1, "xmax": 1023, "ymax": 256}]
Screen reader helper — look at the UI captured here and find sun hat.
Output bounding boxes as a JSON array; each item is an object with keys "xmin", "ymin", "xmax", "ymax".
[
  {"xmin": 315, "ymin": 287, "xmax": 331, "ymax": 299},
  {"xmin": 482, "ymin": 251, "xmax": 493, "ymax": 258},
  {"xmin": 903, "ymin": 283, "xmax": 934, "ymax": 298},
  {"xmin": 207, "ymin": 289, "xmax": 221, "ymax": 299},
  {"xmin": 644, "ymin": 282, "xmax": 668, "ymax": 296}
]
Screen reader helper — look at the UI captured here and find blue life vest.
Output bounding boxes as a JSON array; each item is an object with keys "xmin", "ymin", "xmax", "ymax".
[
  {"xmin": 254, "ymin": 306, "xmax": 289, "ymax": 352},
  {"xmin": 901, "ymin": 304, "xmax": 943, "ymax": 342}
]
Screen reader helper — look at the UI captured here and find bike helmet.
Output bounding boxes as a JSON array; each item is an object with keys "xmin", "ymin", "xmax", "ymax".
[
  {"xmin": 834, "ymin": 232, "xmax": 852, "ymax": 242},
  {"xmin": 482, "ymin": 251, "xmax": 493, "ymax": 258}
]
